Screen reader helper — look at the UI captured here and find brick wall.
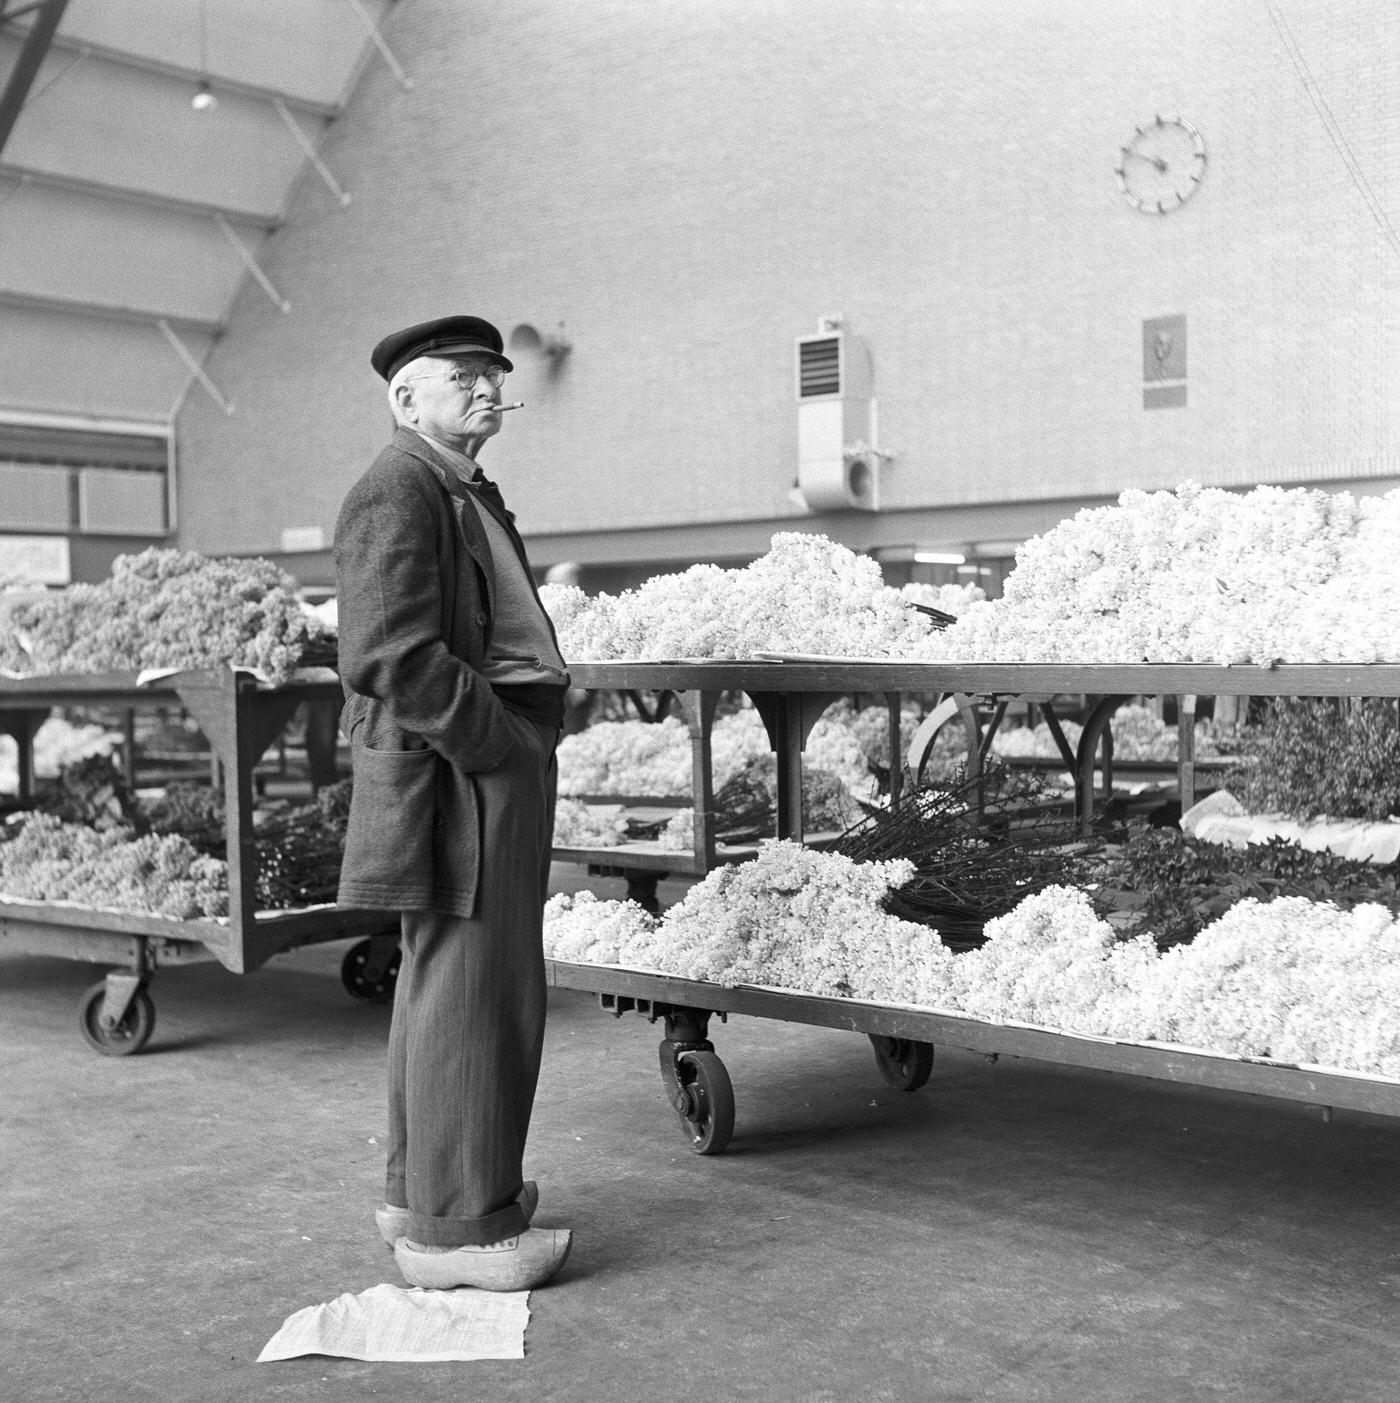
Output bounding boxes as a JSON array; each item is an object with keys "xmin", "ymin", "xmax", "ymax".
[{"xmin": 175, "ymin": 0, "xmax": 1400, "ymax": 565}]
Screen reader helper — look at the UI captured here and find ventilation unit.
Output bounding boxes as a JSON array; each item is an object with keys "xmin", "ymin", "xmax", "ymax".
[{"xmin": 793, "ymin": 322, "xmax": 879, "ymax": 511}]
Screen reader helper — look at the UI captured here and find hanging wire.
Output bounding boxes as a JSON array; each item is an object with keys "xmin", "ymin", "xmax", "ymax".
[{"xmin": 1263, "ymin": 0, "xmax": 1400, "ymax": 261}]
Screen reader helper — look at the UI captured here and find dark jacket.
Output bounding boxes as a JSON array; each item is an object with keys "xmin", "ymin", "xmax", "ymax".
[{"xmin": 334, "ymin": 427, "xmax": 520, "ymax": 916}]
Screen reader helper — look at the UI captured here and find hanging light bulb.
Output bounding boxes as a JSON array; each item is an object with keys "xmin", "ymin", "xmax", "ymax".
[{"xmin": 191, "ymin": 0, "xmax": 216, "ymax": 111}]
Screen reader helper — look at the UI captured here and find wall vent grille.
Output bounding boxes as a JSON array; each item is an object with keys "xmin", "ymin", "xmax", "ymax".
[{"xmin": 798, "ymin": 336, "xmax": 841, "ymax": 397}]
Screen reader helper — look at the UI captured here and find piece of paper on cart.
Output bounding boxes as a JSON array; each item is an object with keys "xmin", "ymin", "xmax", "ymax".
[{"xmin": 257, "ymin": 1282, "xmax": 529, "ymax": 1363}]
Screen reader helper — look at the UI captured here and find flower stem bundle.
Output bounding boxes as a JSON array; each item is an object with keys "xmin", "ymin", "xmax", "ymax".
[{"xmin": 834, "ymin": 762, "xmax": 1103, "ymax": 949}]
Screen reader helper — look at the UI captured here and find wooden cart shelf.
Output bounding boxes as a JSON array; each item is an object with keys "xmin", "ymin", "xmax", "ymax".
[
  {"xmin": 565, "ymin": 660, "xmax": 1400, "ymax": 838},
  {"xmin": 567, "ymin": 659, "xmax": 1400, "ymax": 696},
  {"xmin": 547, "ymin": 959, "xmax": 1400, "ymax": 1121}
]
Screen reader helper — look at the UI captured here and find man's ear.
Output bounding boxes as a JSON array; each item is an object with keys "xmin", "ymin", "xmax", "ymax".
[{"xmin": 392, "ymin": 381, "xmax": 417, "ymax": 421}]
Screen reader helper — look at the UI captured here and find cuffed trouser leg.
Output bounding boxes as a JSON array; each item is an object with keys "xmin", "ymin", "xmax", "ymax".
[{"xmin": 384, "ymin": 719, "xmax": 558, "ymax": 1248}]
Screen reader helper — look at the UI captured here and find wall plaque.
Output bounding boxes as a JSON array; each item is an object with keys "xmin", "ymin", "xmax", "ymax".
[{"xmin": 1143, "ymin": 313, "xmax": 1187, "ymax": 409}]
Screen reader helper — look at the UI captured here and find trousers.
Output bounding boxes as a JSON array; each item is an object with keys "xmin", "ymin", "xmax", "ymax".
[{"xmin": 385, "ymin": 714, "xmax": 558, "ymax": 1247}]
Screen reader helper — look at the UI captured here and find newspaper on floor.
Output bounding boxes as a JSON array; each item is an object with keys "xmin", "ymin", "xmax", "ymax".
[{"xmin": 257, "ymin": 1282, "xmax": 529, "ymax": 1363}]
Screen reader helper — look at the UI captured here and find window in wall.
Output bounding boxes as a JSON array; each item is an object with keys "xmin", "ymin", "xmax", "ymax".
[
  {"xmin": 0, "ymin": 421, "xmax": 171, "ymax": 537},
  {"xmin": 902, "ymin": 551, "xmax": 1019, "ymax": 601}
]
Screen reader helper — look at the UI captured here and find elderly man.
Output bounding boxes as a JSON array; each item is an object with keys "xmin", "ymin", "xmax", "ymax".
[{"xmin": 334, "ymin": 315, "xmax": 572, "ymax": 1291}]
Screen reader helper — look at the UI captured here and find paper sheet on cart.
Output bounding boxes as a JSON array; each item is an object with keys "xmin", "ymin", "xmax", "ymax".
[
  {"xmin": 257, "ymin": 1282, "xmax": 529, "ymax": 1363},
  {"xmin": 1181, "ymin": 789, "xmax": 1400, "ymax": 864}
]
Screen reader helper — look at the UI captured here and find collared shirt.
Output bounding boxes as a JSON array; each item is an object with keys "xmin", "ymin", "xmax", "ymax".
[{"xmin": 412, "ymin": 431, "xmax": 568, "ymax": 690}]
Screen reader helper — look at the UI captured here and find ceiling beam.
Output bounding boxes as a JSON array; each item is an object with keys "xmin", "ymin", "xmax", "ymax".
[
  {"xmin": 10, "ymin": 29, "xmax": 341, "ymax": 119},
  {"xmin": 0, "ymin": 161, "xmax": 282, "ymax": 231},
  {"xmin": 0, "ymin": 288, "xmax": 223, "ymax": 339},
  {"xmin": 0, "ymin": 0, "xmax": 70, "ymax": 160}
]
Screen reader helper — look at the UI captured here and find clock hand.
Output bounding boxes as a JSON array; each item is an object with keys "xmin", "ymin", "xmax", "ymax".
[{"xmin": 1123, "ymin": 150, "xmax": 1169, "ymax": 173}]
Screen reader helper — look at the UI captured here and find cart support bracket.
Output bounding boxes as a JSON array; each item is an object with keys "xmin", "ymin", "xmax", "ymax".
[
  {"xmin": 656, "ymin": 1005, "xmax": 720, "ymax": 1113},
  {"xmin": 98, "ymin": 970, "xmax": 144, "ymax": 1029}
]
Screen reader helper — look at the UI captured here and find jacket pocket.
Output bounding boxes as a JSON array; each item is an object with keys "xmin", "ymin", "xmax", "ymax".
[{"xmin": 342, "ymin": 743, "xmax": 438, "ymax": 894}]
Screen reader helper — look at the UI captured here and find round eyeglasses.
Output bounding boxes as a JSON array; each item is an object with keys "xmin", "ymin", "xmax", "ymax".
[{"xmin": 439, "ymin": 364, "xmax": 507, "ymax": 390}]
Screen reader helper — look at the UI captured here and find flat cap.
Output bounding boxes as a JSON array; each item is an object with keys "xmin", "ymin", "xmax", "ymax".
[{"xmin": 371, "ymin": 315, "xmax": 514, "ymax": 381}]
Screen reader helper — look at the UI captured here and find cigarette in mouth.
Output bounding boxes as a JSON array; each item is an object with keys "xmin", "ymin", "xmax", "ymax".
[{"xmin": 491, "ymin": 401, "xmax": 526, "ymax": 412}]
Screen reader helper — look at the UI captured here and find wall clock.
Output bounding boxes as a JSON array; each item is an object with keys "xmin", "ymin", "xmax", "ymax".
[{"xmin": 1115, "ymin": 116, "xmax": 1206, "ymax": 213}]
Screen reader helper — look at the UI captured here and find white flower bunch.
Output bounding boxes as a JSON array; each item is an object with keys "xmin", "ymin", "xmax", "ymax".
[
  {"xmin": 556, "ymin": 717, "xmax": 694, "ymax": 797},
  {"xmin": 899, "ymin": 581, "xmax": 986, "ymax": 615},
  {"xmin": 0, "ymin": 811, "xmax": 227, "ymax": 919},
  {"xmin": 709, "ymin": 709, "xmax": 774, "ymax": 789},
  {"xmin": 551, "ymin": 798, "xmax": 628, "ymax": 848},
  {"xmin": 988, "ymin": 705, "xmax": 1218, "ymax": 762},
  {"xmin": 536, "ymin": 582, "xmax": 589, "ymax": 636},
  {"xmin": 802, "ymin": 712, "xmax": 881, "ymax": 803},
  {"xmin": 584, "ymin": 840, "xmax": 954, "ymax": 1004},
  {"xmin": 1137, "ymin": 898, "xmax": 1400, "ymax": 1075},
  {"xmin": 737, "ymin": 535, "xmax": 934, "ymax": 658},
  {"xmin": 555, "ymin": 705, "xmax": 880, "ymax": 801},
  {"xmin": 543, "ymin": 859, "xmax": 1400, "ymax": 1077},
  {"xmin": 942, "ymin": 886, "xmax": 1158, "ymax": 1033},
  {"xmin": 657, "ymin": 808, "xmax": 694, "ymax": 851},
  {"xmin": 713, "ymin": 706, "xmax": 877, "ymax": 801},
  {"xmin": 0, "ymin": 547, "xmax": 332, "ymax": 685},
  {"xmin": 932, "ymin": 481, "xmax": 1400, "ymax": 664},
  {"xmin": 932, "ymin": 886, "xmax": 1400, "ymax": 1076},
  {"xmin": 545, "ymin": 533, "xmax": 946, "ymax": 661},
  {"xmin": 988, "ymin": 719, "xmax": 1085, "ymax": 760},
  {"xmin": 835, "ymin": 699, "xmax": 925, "ymax": 772},
  {"xmin": 0, "ymin": 718, "xmax": 120, "ymax": 794},
  {"xmin": 554, "ymin": 711, "xmax": 766, "ymax": 798},
  {"xmin": 541, "ymin": 889, "xmax": 658, "ymax": 964}
]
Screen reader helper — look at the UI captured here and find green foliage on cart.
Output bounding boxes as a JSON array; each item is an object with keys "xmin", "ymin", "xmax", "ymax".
[
  {"xmin": 31, "ymin": 754, "xmax": 140, "ymax": 829},
  {"xmin": 712, "ymin": 758, "xmax": 855, "ymax": 842},
  {"xmin": 250, "ymin": 780, "xmax": 351, "ymax": 908},
  {"xmin": 1226, "ymin": 697, "xmax": 1400, "ymax": 821},
  {"xmin": 141, "ymin": 783, "xmax": 226, "ymax": 855},
  {"xmin": 142, "ymin": 777, "xmax": 352, "ymax": 908},
  {"xmin": 1088, "ymin": 824, "xmax": 1400, "ymax": 950}
]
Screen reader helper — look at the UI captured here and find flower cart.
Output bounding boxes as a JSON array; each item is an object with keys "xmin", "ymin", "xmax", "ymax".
[
  {"xmin": 551, "ymin": 660, "xmax": 1400, "ymax": 1154},
  {"xmin": 0, "ymin": 666, "xmax": 394, "ymax": 1054}
]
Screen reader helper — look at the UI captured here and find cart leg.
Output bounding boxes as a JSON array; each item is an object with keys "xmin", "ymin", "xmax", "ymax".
[
  {"xmin": 658, "ymin": 1007, "xmax": 735, "ymax": 1154},
  {"xmin": 98, "ymin": 970, "xmax": 145, "ymax": 1026},
  {"xmin": 303, "ymin": 699, "xmax": 342, "ymax": 793},
  {"xmin": 624, "ymin": 870, "xmax": 663, "ymax": 914}
]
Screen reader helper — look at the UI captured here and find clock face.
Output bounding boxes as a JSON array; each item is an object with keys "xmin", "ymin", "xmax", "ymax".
[{"xmin": 1116, "ymin": 116, "xmax": 1206, "ymax": 213}]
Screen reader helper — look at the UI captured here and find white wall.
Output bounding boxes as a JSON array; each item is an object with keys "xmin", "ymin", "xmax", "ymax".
[{"xmin": 173, "ymin": 0, "xmax": 1400, "ymax": 566}]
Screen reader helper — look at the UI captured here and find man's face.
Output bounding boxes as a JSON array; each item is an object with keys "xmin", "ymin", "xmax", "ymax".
[{"xmin": 402, "ymin": 355, "xmax": 505, "ymax": 448}]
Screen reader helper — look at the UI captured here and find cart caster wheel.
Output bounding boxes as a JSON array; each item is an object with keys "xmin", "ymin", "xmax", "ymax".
[
  {"xmin": 341, "ymin": 939, "xmax": 401, "ymax": 1004},
  {"xmin": 673, "ymin": 1049, "xmax": 735, "ymax": 1155},
  {"xmin": 870, "ymin": 1035, "xmax": 934, "ymax": 1091},
  {"xmin": 79, "ymin": 980, "xmax": 155, "ymax": 1057}
]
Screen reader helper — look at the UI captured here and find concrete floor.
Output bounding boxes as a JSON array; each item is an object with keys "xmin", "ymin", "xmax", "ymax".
[{"xmin": 4, "ymin": 871, "xmax": 1400, "ymax": 1402}]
